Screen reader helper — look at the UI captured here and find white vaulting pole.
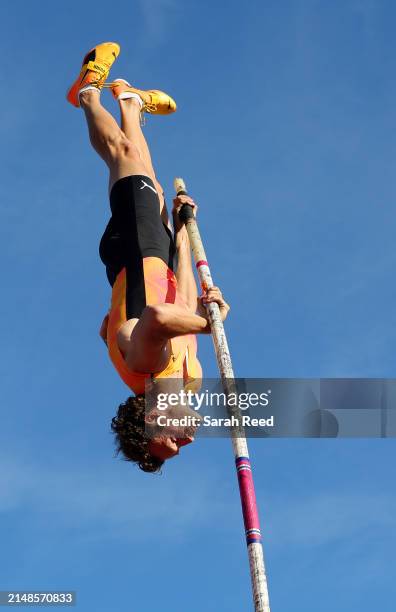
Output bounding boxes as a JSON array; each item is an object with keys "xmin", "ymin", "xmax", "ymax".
[{"xmin": 174, "ymin": 178, "xmax": 271, "ymax": 612}]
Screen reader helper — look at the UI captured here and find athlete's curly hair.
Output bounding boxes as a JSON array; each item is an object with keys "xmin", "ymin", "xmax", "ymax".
[{"xmin": 111, "ymin": 394, "xmax": 164, "ymax": 474}]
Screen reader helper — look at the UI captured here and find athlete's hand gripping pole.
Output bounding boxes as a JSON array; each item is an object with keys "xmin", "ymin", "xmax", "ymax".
[{"xmin": 174, "ymin": 178, "xmax": 271, "ymax": 612}]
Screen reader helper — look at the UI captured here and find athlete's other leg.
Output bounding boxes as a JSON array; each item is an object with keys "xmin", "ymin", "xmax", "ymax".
[
  {"xmin": 119, "ymin": 99, "xmax": 156, "ymax": 183},
  {"xmin": 79, "ymin": 89, "xmax": 150, "ymax": 191},
  {"xmin": 118, "ymin": 97, "xmax": 170, "ymax": 225}
]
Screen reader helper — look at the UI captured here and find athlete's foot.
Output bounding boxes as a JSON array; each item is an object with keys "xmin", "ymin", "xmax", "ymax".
[
  {"xmin": 66, "ymin": 42, "xmax": 120, "ymax": 108},
  {"xmin": 111, "ymin": 79, "xmax": 177, "ymax": 115}
]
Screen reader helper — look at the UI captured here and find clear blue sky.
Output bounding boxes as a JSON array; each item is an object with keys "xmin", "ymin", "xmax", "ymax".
[{"xmin": 1, "ymin": 0, "xmax": 396, "ymax": 610}]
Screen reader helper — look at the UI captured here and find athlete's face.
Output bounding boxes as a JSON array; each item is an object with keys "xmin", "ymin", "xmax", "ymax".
[{"xmin": 146, "ymin": 404, "xmax": 201, "ymax": 460}]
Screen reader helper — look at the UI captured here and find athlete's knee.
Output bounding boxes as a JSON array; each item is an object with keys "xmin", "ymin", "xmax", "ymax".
[
  {"xmin": 94, "ymin": 129, "xmax": 125, "ymax": 154},
  {"xmin": 116, "ymin": 135, "xmax": 142, "ymax": 162},
  {"xmin": 101, "ymin": 131, "xmax": 141, "ymax": 163}
]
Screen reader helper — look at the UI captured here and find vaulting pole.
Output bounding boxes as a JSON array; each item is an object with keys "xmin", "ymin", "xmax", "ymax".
[{"xmin": 174, "ymin": 178, "xmax": 271, "ymax": 612}]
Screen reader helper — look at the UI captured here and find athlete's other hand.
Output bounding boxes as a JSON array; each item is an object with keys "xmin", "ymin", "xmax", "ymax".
[
  {"xmin": 199, "ymin": 286, "xmax": 230, "ymax": 322},
  {"xmin": 172, "ymin": 195, "xmax": 198, "ymax": 233}
]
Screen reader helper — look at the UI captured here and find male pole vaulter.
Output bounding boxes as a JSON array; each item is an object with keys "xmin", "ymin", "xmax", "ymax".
[{"xmin": 66, "ymin": 42, "xmax": 230, "ymax": 472}]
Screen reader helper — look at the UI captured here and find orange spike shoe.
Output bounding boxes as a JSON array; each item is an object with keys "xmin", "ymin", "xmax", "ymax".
[
  {"xmin": 66, "ymin": 42, "xmax": 120, "ymax": 107},
  {"xmin": 111, "ymin": 79, "xmax": 177, "ymax": 115}
]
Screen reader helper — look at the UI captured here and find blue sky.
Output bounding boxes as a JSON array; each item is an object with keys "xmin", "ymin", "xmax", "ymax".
[{"xmin": 1, "ymin": 0, "xmax": 396, "ymax": 609}]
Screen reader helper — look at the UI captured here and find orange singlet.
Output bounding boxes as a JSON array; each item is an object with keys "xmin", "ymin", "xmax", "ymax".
[{"xmin": 106, "ymin": 258, "xmax": 202, "ymax": 395}]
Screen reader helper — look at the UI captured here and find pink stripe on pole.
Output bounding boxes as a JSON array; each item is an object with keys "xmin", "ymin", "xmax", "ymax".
[
  {"xmin": 236, "ymin": 457, "xmax": 262, "ymax": 544},
  {"xmin": 196, "ymin": 260, "xmax": 209, "ymax": 268}
]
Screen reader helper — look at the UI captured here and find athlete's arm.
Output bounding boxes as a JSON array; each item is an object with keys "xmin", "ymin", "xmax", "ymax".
[
  {"xmin": 123, "ymin": 289, "xmax": 229, "ymax": 374},
  {"xmin": 175, "ymin": 229, "xmax": 198, "ymax": 311},
  {"xmin": 172, "ymin": 195, "xmax": 198, "ymax": 312}
]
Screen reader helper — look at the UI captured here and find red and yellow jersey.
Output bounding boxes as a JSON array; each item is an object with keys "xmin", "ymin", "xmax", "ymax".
[{"xmin": 106, "ymin": 257, "xmax": 202, "ymax": 395}]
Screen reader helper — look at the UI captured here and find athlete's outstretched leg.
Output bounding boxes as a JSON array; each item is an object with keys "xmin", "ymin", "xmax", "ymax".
[
  {"xmin": 66, "ymin": 42, "xmax": 150, "ymax": 190},
  {"xmin": 111, "ymin": 79, "xmax": 176, "ymax": 187},
  {"xmin": 80, "ymin": 90, "xmax": 149, "ymax": 189},
  {"xmin": 118, "ymin": 98, "xmax": 157, "ymax": 185},
  {"xmin": 116, "ymin": 97, "xmax": 170, "ymax": 223},
  {"xmin": 79, "ymin": 90, "xmax": 124, "ymax": 165},
  {"xmin": 111, "ymin": 80, "xmax": 177, "ymax": 219}
]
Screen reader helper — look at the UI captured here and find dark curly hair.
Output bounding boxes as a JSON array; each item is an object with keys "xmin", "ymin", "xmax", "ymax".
[{"xmin": 111, "ymin": 394, "xmax": 164, "ymax": 474}]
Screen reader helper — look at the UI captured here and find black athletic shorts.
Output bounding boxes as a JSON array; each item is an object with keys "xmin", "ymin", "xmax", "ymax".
[{"xmin": 99, "ymin": 174, "xmax": 176, "ymax": 319}]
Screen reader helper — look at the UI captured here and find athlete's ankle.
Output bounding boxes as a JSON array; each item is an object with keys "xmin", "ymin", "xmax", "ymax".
[
  {"xmin": 120, "ymin": 97, "xmax": 141, "ymax": 107},
  {"xmin": 118, "ymin": 92, "xmax": 144, "ymax": 109},
  {"xmin": 79, "ymin": 87, "xmax": 101, "ymax": 107}
]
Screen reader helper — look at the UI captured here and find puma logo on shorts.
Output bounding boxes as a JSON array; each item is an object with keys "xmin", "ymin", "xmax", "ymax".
[{"xmin": 140, "ymin": 179, "xmax": 157, "ymax": 194}]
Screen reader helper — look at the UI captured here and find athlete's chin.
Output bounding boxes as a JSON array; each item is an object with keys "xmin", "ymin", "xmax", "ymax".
[
  {"xmin": 148, "ymin": 438, "xmax": 179, "ymax": 461},
  {"xmin": 148, "ymin": 436, "xmax": 194, "ymax": 461}
]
